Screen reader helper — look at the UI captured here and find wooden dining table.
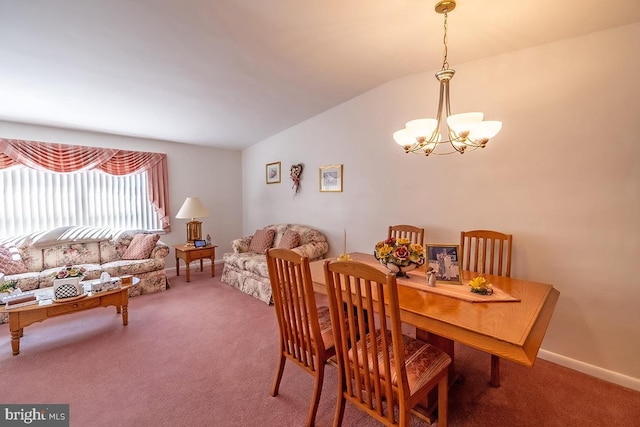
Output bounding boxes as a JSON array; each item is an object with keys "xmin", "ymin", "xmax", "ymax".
[{"xmin": 308, "ymin": 252, "xmax": 560, "ymax": 386}]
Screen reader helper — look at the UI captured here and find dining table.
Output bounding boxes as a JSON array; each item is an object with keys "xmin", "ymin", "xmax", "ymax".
[{"xmin": 308, "ymin": 252, "xmax": 560, "ymax": 389}]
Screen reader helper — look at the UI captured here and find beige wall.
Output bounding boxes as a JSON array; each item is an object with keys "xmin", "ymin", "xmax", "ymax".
[
  {"xmin": 242, "ymin": 24, "xmax": 640, "ymax": 388},
  {"xmin": 0, "ymin": 121, "xmax": 243, "ymax": 256}
]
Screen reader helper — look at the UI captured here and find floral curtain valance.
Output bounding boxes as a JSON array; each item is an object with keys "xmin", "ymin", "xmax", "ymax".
[{"xmin": 0, "ymin": 138, "xmax": 171, "ymax": 231}]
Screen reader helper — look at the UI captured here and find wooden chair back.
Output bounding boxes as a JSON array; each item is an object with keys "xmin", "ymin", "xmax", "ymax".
[
  {"xmin": 324, "ymin": 260, "xmax": 409, "ymax": 425},
  {"xmin": 459, "ymin": 230, "xmax": 513, "ymax": 387},
  {"xmin": 266, "ymin": 248, "xmax": 331, "ymax": 425},
  {"xmin": 388, "ymin": 225, "xmax": 424, "ymax": 246},
  {"xmin": 460, "ymin": 230, "xmax": 512, "ymax": 277}
]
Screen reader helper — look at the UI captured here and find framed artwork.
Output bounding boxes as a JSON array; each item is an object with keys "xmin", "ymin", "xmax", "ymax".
[
  {"xmin": 426, "ymin": 244, "xmax": 462, "ymax": 284},
  {"xmin": 266, "ymin": 162, "xmax": 281, "ymax": 184},
  {"xmin": 319, "ymin": 164, "xmax": 343, "ymax": 192}
]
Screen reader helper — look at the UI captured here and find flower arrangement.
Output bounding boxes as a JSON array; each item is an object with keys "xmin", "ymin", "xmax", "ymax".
[
  {"xmin": 52, "ymin": 263, "xmax": 86, "ymax": 279},
  {"xmin": 0, "ymin": 280, "xmax": 18, "ymax": 293},
  {"xmin": 374, "ymin": 237, "xmax": 425, "ymax": 268},
  {"xmin": 469, "ymin": 276, "xmax": 493, "ymax": 295}
]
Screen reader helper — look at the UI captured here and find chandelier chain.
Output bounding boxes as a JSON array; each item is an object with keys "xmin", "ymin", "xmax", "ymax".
[{"xmin": 442, "ymin": 11, "xmax": 449, "ymax": 70}]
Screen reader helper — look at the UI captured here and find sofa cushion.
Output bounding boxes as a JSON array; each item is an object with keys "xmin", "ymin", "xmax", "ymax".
[
  {"xmin": 122, "ymin": 233, "xmax": 160, "ymax": 260},
  {"xmin": 101, "ymin": 258, "xmax": 166, "ymax": 278},
  {"xmin": 248, "ymin": 228, "xmax": 276, "ymax": 254},
  {"xmin": 42, "ymin": 242, "xmax": 102, "ymax": 269},
  {"xmin": 223, "ymin": 252, "xmax": 269, "ymax": 278},
  {"xmin": 0, "ymin": 245, "xmax": 28, "ymax": 275},
  {"xmin": 276, "ymin": 229, "xmax": 300, "ymax": 249}
]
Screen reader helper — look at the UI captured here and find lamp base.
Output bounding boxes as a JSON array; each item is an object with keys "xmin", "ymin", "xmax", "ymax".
[{"xmin": 185, "ymin": 220, "xmax": 202, "ymax": 246}]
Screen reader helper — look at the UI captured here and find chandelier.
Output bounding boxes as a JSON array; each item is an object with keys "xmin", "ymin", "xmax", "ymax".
[{"xmin": 393, "ymin": 0, "xmax": 502, "ymax": 156}]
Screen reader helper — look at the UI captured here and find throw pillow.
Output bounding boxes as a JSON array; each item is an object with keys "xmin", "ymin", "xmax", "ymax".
[
  {"xmin": 277, "ymin": 229, "xmax": 300, "ymax": 250},
  {"xmin": 0, "ymin": 245, "xmax": 28, "ymax": 275},
  {"xmin": 248, "ymin": 228, "xmax": 276, "ymax": 254},
  {"xmin": 122, "ymin": 233, "xmax": 160, "ymax": 260}
]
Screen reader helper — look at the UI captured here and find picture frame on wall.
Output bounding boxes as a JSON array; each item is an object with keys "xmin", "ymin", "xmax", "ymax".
[
  {"xmin": 319, "ymin": 164, "xmax": 343, "ymax": 192},
  {"xmin": 426, "ymin": 244, "xmax": 462, "ymax": 284},
  {"xmin": 266, "ymin": 161, "xmax": 281, "ymax": 184}
]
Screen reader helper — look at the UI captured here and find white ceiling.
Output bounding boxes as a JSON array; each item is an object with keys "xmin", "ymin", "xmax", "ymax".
[{"xmin": 1, "ymin": 0, "xmax": 639, "ymax": 150}]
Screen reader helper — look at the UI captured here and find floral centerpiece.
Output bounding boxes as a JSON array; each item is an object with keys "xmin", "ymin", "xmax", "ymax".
[
  {"xmin": 469, "ymin": 276, "xmax": 494, "ymax": 295},
  {"xmin": 52, "ymin": 264, "xmax": 87, "ymax": 300},
  {"xmin": 1, "ymin": 280, "xmax": 18, "ymax": 294},
  {"xmin": 52, "ymin": 263, "xmax": 86, "ymax": 280},
  {"xmin": 374, "ymin": 237, "xmax": 425, "ymax": 277},
  {"xmin": 1, "ymin": 280, "xmax": 20, "ymax": 302}
]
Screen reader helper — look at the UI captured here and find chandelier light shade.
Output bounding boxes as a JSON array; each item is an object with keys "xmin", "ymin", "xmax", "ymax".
[
  {"xmin": 393, "ymin": 0, "xmax": 502, "ymax": 156},
  {"xmin": 175, "ymin": 197, "xmax": 209, "ymax": 245}
]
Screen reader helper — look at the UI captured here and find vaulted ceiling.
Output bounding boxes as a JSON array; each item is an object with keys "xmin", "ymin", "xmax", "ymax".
[{"xmin": 1, "ymin": 0, "xmax": 639, "ymax": 149}]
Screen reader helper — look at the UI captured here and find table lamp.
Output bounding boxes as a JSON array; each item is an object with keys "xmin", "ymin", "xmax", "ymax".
[{"xmin": 175, "ymin": 197, "xmax": 209, "ymax": 246}]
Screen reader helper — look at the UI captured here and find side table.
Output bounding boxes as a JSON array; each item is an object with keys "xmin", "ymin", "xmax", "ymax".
[{"xmin": 174, "ymin": 244, "xmax": 217, "ymax": 282}]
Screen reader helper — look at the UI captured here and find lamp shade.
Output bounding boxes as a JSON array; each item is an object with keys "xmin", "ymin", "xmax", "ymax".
[{"xmin": 176, "ymin": 197, "xmax": 209, "ymax": 219}]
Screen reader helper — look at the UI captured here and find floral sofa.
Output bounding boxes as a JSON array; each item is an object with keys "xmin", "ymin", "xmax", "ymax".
[
  {"xmin": 0, "ymin": 225, "xmax": 170, "ymax": 322},
  {"xmin": 221, "ymin": 224, "xmax": 329, "ymax": 304}
]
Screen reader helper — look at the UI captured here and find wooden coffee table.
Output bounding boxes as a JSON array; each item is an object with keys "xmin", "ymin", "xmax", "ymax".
[{"xmin": 1, "ymin": 279, "xmax": 139, "ymax": 355}]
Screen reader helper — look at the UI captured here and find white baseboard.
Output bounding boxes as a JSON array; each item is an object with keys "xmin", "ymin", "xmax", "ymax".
[{"xmin": 538, "ymin": 349, "xmax": 640, "ymax": 391}]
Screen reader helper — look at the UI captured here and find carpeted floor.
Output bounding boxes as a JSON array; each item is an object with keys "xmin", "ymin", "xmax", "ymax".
[{"xmin": 1, "ymin": 266, "xmax": 638, "ymax": 426}]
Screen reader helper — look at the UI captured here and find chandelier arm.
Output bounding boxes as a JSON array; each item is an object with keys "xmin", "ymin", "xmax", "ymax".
[
  {"xmin": 431, "ymin": 79, "xmax": 447, "ymax": 144},
  {"xmin": 441, "ymin": 79, "xmax": 466, "ymax": 154}
]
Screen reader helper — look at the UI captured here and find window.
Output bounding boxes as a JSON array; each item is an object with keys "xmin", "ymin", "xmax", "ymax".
[
  {"xmin": 0, "ymin": 166, "xmax": 161, "ymax": 238},
  {"xmin": 0, "ymin": 138, "xmax": 171, "ymax": 237}
]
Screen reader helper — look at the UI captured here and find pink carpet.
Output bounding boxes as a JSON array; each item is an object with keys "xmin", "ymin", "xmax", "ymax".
[{"xmin": 1, "ymin": 266, "xmax": 638, "ymax": 426}]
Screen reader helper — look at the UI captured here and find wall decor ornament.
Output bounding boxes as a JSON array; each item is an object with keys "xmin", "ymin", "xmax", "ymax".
[
  {"xmin": 319, "ymin": 164, "xmax": 343, "ymax": 192},
  {"xmin": 266, "ymin": 161, "xmax": 281, "ymax": 184},
  {"xmin": 290, "ymin": 163, "xmax": 304, "ymax": 194}
]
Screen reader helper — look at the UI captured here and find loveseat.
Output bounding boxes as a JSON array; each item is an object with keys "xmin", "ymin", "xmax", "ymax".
[
  {"xmin": 221, "ymin": 224, "xmax": 329, "ymax": 304},
  {"xmin": 0, "ymin": 226, "xmax": 170, "ymax": 315}
]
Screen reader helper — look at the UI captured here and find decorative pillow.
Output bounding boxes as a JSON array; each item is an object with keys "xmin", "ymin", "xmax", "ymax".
[
  {"xmin": 248, "ymin": 228, "xmax": 276, "ymax": 254},
  {"xmin": 0, "ymin": 245, "xmax": 28, "ymax": 275},
  {"xmin": 121, "ymin": 233, "xmax": 160, "ymax": 260},
  {"xmin": 277, "ymin": 229, "xmax": 300, "ymax": 250}
]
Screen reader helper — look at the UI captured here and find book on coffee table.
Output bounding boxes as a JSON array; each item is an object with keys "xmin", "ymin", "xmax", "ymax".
[{"xmin": 3, "ymin": 292, "xmax": 38, "ymax": 309}]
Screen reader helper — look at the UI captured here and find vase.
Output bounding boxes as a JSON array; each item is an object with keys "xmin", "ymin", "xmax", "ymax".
[
  {"xmin": 381, "ymin": 262, "xmax": 417, "ymax": 278},
  {"xmin": 53, "ymin": 276, "xmax": 84, "ymax": 300}
]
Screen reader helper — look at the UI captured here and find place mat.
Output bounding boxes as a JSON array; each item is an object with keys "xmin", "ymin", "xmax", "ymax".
[{"xmin": 348, "ymin": 253, "xmax": 520, "ymax": 303}]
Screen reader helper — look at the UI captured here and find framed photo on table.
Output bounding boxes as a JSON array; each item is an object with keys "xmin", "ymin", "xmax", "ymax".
[
  {"xmin": 426, "ymin": 244, "xmax": 462, "ymax": 284},
  {"xmin": 319, "ymin": 164, "xmax": 343, "ymax": 192},
  {"xmin": 266, "ymin": 162, "xmax": 281, "ymax": 184}
]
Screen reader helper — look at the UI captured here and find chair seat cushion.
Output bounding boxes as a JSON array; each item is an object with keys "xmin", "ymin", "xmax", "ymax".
[
  {"xmin": 350, "ymin": 330, "xmax": 451, "ymax": 394},
  {"xmin": 316, "ymin": 306, "xmax": 336, "ymax": 350}
]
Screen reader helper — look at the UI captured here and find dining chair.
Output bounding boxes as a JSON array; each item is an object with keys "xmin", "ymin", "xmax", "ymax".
[
  {"xmin": 460, "ymin": 229, "xmax": 513, "ymax": 387},
  {"xmin": 266, "ymin": 248, "xmax": 336, "ymax": 427},
  {"xmin": 323, "ymin": 260, "xmax": 451, "ymax": 427},
  {"xmin": 388, "ymin": 225, "xmax": 424, "ymax": 337},
  {"xmin": 388, "ymin": 225, "xmax": 425, "ymax": 246}
]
